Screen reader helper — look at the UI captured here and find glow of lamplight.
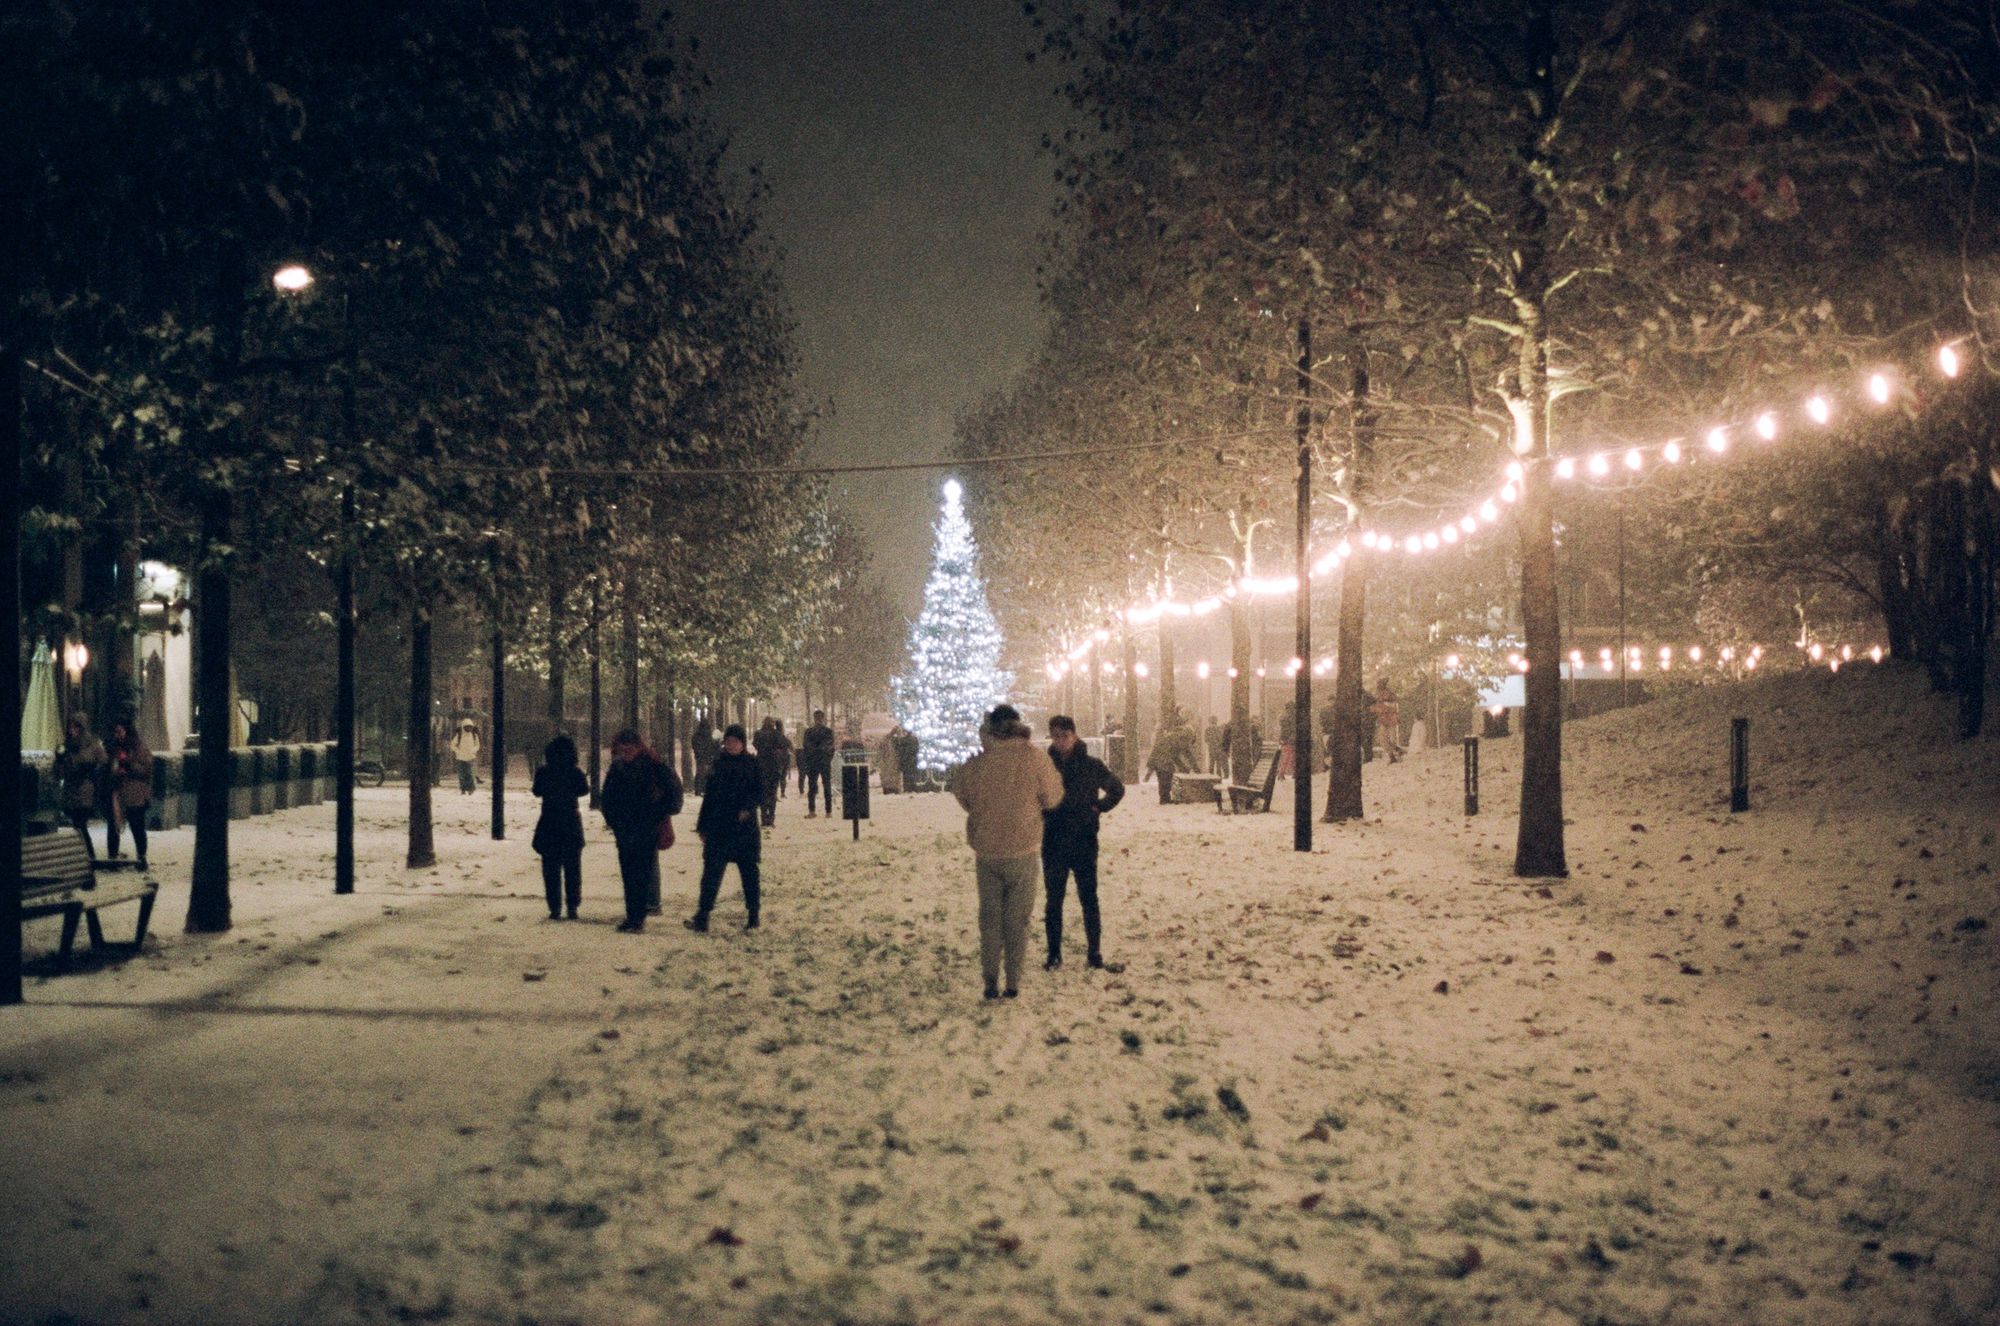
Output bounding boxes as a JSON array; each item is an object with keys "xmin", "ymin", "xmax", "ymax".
[
  {"xmin": 1500, "ymin": 482, "xmax": 1519, "ymax": 503},
  {"xmin": 1720, "ymin": 647, "xmax": 1734, "ymax": 661},
  {"xmin": 1624, "ymin": 448, "xmax": 1644, "ymax": 472},
  {"xmin": 1094, "ymin": 628, "xmax": 1110, "ymax": 642},
  {"xmin": 1840, "ymin": 643, "xmax": 1852, "ymax": 660},
  {"xmin": 1134, "ymin": 661, "xmax": 1150, "ymax": 678},
  {"xmin": 1806, "ymin": 395, "xmax": 1831, "ymax": 425},
  {"xmin": 1939, "ymin": 343, "xmax": 1961, "ymax": 378},
  {"xmin": 1404, "ymin": 535, "xmax": 1423, "ymax": 555},
  {"xmin": 1755, "ymin": 411, "xmax": 1779, "ymax": 440},
  {"xmin": 1868, "ymin": 645, "xmax": 1883, "ymax": 662},
  {"xmin": 272, "ymin": 264, "xmax": 314, "ymax": 292},
  {"xmin": 1689, "ymin": 645, "xmax": 1703, "ymax": 663},
  {"xmin": 1196, "ymin": 661, "xmax": 1210, "ymax": 679},
  {"xmin": 1335, "ymin": 539, "xmax": 1352, "ymax": 558},
  {"xmin": 1706, "ymin": 426, "xmax": 1729, "ymax": 454},
  {"xmin": 1441, "ymin": 525, "xmax": 1459, "ymax": 545},
  {"xmin": 1506, "ymin": 461, "xmax": 1525, "ymax": 482},
  {"xmin": 1101, "ymin": 662, "xmax": 1115, "ymax": 675},
  {"xmin": 1868, "ymin": 373, "xmax": 1891, "ymax": 404},
  {"xmin": 1255, "ymin": 666, "xmax": 1266, "ymax": 678},
  {"xmin": 1423, "ymin": 531, "xmax": 1440, "ymax": 550},
  {"xmin": 1479, "ymin": 501, "xmax": 1500, "ymax": 523},
  {"xmin": 1046, "ymin": 663, "xmax": 1063, "ymax": 682},
  {"xmin": 1443, "ymin": 653, "xmax": 1461, "ymax": 669},
  {"xmin": 1507, "ymin": 652, "xmax": 1523, "ymax": 669},
  {"xmin": 1227, "ymin": 667, "xmax": 1239, "ymax": 678},
  {"xmin": 1745, "ymin": 655, "xmax": 1759, "ymax": 670},
  {"xmin": 1360, "ymin": 530, "xmax": 1379, "ymax": 549},
  {"xmin": 1556, "ymin": 457, "xmax": 1577, "ymax": 480},
  {"xmin": 1459, "ymin": 516, "xmax": 1478, "ymax": 534},
  {"xmin": 1807, "ymin": 643, "xmax": 1823, "ymax": 661},
  {"xmin": 1662, "ymin": 440, "xmax": 1682, "ymax": 464},
  {"xmin": 1568, "ymin": 649, "xmax": 1583, "ymax": 665},
  {"xmin": 1588, "ymin": 453, "xmax": 1611, "ymax": 477}
]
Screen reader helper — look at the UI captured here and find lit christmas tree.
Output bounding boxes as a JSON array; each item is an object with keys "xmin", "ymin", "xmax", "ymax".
[{"xmin": 893, "ymin": 478, "xmax": 1009, "ymax": 772}]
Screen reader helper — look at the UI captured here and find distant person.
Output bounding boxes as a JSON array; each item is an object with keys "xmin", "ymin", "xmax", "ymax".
[
  {"xmin": 1371, "ymin": 680, "xmax": 1403, "ymax": 764},
  {"xmin": 894, "ymin": 725, "xmax": 921, "ymax": 792},
  {"xmin": 690, "ymin": 719, "xmax": 718, "ymax": 795},
  {"xmin": 799, "ymin": 709, "xmax": 837, "ymax": 818},
  {"xmin": 689, "ymin": 723, "xmax": 765, "ymax": 932},
  {"xmin": 878, "ymin": 725, "xmax": 908, "ymax": 794},
  {"xmin": 55, "ymin": 713, "xmax": 106, "ymax": 859},
  {"xmin": 1042, "ymin": 715, "xmax": 1124, "ymax": 970},
  {"xmin": 1146, "ymin": 706, "xmax": 1198, "ymax": 805},
  {"xmin": 600, "ymin": 727, "xmax": 680, "ymax": 933},
  {"xmin": 451, "ymin": 719, "xmax": 482, "ymax": 795},
  {"xmin": 752, "ymin": 718, "xmax": 792, "ymax": 827},
  {"xmin": 532, "ymin": 734, "xmax": 589, "ymax": 920},
  {"xmin": 952, "ymin": 704, "xmax": 1064, "ymax": 1000},
  {"xmin": 1202, "ymin": 717, "xmax": 1221, "ymax": 773},
  {"xmin": 105, "ymin": 717, "xmax": 153, "ymax": 869}
]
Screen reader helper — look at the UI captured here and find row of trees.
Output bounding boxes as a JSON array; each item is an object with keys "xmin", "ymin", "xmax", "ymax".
[
  {"xmin": 961, "ymin": 0, "xmax": 1999, "ymax": 873},
  {"xmin": 4, "ymin": 0, "xmax": 897, "ymax": 969}
]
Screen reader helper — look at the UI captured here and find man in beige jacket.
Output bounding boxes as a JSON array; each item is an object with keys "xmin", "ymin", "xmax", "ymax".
[{"xmin": 953, "ymin": 704, "xmax": 1065, "ymax": 1000}]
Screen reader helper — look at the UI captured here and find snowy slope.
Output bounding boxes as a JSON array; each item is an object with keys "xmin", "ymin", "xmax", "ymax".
[{"xmin": 1, "ymin": 661, "xmax": 1994, "ymax": 1326}]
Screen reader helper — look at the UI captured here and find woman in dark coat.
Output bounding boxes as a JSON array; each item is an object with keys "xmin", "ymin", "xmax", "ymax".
[
  {"xmin": 55, "ymin": 713, "xmax": 106, "ymax": 859},
  {"xmin": 601, "ymin": 727, "xmax": 681, "ymax": 932},
  {"xmin": 532, "ymin": 734, "xmax": 589, "ymax": 920},
  {"xmin": 105, "ymin": 718, "xmax": 154, "ymax": 868}
]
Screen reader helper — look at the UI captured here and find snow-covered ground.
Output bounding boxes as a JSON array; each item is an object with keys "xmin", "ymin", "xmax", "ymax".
[{"xmin": 2, "ymin": 663, "xmax": 1996, "ymax": 1326}]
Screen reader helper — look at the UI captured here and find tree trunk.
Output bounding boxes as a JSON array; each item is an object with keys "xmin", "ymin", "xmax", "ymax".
[
  {"xmin": 1121, "ymin": 628, "xmax": 1141, "ymax": 783},
  {"xmin": 187, "ymin": 486, "xmax": 233, "ymax": 930},
  {"xmin": 406, "ymin": 595, "xmax": 435, "ymax": 869},
  {"xmin": 588, "ymin": 579, "xmax": 602, "ymax": 807},
  {"xmin": 1228, "ymin": 598, "xmax": 1253, "ymax": 783},
  {"xmin": 622, "ymin": 582, "xmax": 641, "ymax": 733},
  {"xmin": 1089, "ymin": 644, "xmax": 1105, "ymax": 735},
  {"xmin": 490, "ymin": 599, "xmax": 505, "ymax": 841},
  {"xmin": 1325, "ymin": 559, "xmax": 1368, "ymax": 822},
  {"xmin": 1, "ymin": 215, "xmax": 22, "ymax": 1002},
  {"xmin": 1157, "ymin": 625, "xmax": 1177, "ymax": 723},
  {"xmin": 546, "ymin": 567, "xmax": 565, "ymax": 731}
]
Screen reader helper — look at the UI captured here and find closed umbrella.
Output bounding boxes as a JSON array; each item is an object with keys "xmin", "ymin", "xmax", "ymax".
[{"xmin": 21, "ymin": 639, "xmax": 62, "ymax": 753}]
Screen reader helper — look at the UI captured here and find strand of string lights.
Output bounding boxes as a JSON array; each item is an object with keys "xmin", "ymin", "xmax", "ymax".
[{"xmin": 1044, "ymin": 339, "xmax": 1970, "ymax": 680}]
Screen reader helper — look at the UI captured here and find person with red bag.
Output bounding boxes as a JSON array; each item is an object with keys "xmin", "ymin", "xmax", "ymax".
[{"xmin": 601, "ymin": 727, "xmax": 682, "ymax": 933}]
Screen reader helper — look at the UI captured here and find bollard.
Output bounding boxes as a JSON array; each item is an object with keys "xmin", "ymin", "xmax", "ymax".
[
  {"xmin": 1729, "ymin": 717, "xmax": 1750, "ymax": 812},
  {"xmin": 1462, "ymin": 736, "xmax": 1480, "ymax": 816},
  {"xmin": 841, "ymin": 759, "xmax": 871, "ymax": 841}
]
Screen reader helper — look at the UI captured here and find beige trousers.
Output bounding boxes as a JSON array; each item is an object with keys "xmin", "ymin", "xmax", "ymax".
[{"xmin": 976, "ymin": 855, "xmax": 1040, "ymax": 990}]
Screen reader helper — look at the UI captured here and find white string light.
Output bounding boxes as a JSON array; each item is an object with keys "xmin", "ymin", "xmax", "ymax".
[{"xmin": 1045, "ymin": 342, "xmax": 1968, "ymax": 674}]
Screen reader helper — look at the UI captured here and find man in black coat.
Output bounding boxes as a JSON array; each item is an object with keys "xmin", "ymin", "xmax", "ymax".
[
  {"xmin": 798, "ymin": 709, "xmax": 836, "ymax": 818},
  {"xmin": 1041, "ymin": 714, "xmax": 1125, "ymax": 969},
  {"xmin": 600, "ymin": 728, "xmax": 681, "ymax": 933},
  {"xmin": 688, "ymin": 723, "xmax": 765, "ymax": 932}
]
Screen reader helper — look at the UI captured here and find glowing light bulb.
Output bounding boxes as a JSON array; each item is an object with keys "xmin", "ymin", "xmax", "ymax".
[
  {"xmin": 1755, "ymin": 412, "xmax": 1778, "ymax": 440},
  {"xmin": 1599, "ymin": 648, "xmax": 1613, "ymax": 663},
  {"xmin": 1196, "ymin": 661, "xmax": 1210, "ymax": 679},
  {"xmin": 1101, "ymin": 661, "xmax": 1115, "ymax": 675},
  {"xmin": 1500, "ymin": 482, "xmax": 1519, "ymax": 502},
  {"xmin": 1094, "ymin": 628, "xmax": 1110, "ymax": 642},
  {"xmin": 1744, "ymin": 655, "xmax": 1758, "ymax": 671},
  {"xmin": 1440, "ymin": 525, "xmax": 1459, "ymax": 545},
  {"xmin": 1134, "ymin": 661, "xmax": 1150, "ymax": 678},
  {"xmin": 1662, "ymin": 440, "xmax": 1682, "ymax": 464},
  {"xmin": 1423, "ymin": 531, "xmax": 1440, "ymax": 550},
  {"xmin": 1706, "ymin": 426, "xmax": 1729, "ymax": 454},
  {"xmin": 1046, "ymin": 663, "xmax": 1063, "ymax": 682},
  {"xmin": 272, "ymin": 264, "xmax": 314, "ymax": 292},
  {"xmin": 1624, "ymin": 448, "xmax": 1644, "ymax": 471},
  {"xmin": 1940, "ymin": 344, "xmax": 1961, "ymax": 378},
  {"xmin": 1868, "ymin": 373, "xmax": 1891, "ymax": 404},
  {"xmin": 1404, "ymin": 535, "xmax": 1423, "ymax": 554},
  {"xmin": 1688, "ymin": 645, "xmax": 1703, "ymax": 663},
  {"xmin": 1255, "ymin": 666, "xmax": 1266, "ymax": 678},
  {"xmin": 943, "ymin": 478, "xmax": 963, "ymax": 502},
  {"xmin": 1868, "ymin": 645, "xmax": 1883, "ymax": 662},
  {"xmin": 1227, "ymin": 666, "xmax": 1239, "ymax": 678},
  {"xmin": 1360, "ymin": 530, "xmax": 1379, "ymax": 549},
  {"xmin": 1459, "ymin": 516, "xmax": 1478, "ymax": 534},
  {"xmin": 1568, "ymin": 649, "xmax": 1583, "ymax": 665},
  {"xmin": 1807, "ymin": 643, "xmax": 1823, "ymax": 661},
  {"xmin": 1588, "ymin": 453, "xmax": 1611, "ymax": 477},
  {"xmin": 1806, "ymin": 395, "xmax": 1831, "ymax": 425},
  {"xmin": 1444, "ymin": 654, "xmax": 1460, "ymax": 669},
  {"xmin": 1556, "ymin": 457, "xmax": 1577, "ymax": 480},
  {"xmin": 1505, "ymin": 460, "xmax": 1525, "ymax": 482},
  {"xmin": 1336, "ymin": 539, "xmax": 1351, "ymax": 558}
]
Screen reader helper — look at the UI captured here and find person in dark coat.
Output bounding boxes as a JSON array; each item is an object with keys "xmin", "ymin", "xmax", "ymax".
[
  {"xmin": 798, "ymin": 709, "xmax": 837, "ymax": 818},
  {"xmin": 55, "ymin": 713, "xmax": 107, "ymax": 859},
  {"xmin": 105, "ymin": 717, "xmax": 154, "ymax": 868},
  {"xmin": 600, "ymin": 727, "xmax": 681, "ymax": 932},
  {"xmin": 688, "ymin": 723, "xmax": 764, "ymax": 932},
  {"xmin": 752, "ymin": 718, "xmax": 791, "ymax": 827},
  {"xmin": 690, "ymin": 720, "xmax": 718, "ymax": 795},
  {"xmin": 532, "ymin": 734, "xmax": 589, "ymax": 920},
  {"xmin": 1042, "ymin": 714, "xmax": 1125, "ymax": 969},
  {"xmin": 894, "ymin": 726, "xmax": 921, "ymax": 792}
]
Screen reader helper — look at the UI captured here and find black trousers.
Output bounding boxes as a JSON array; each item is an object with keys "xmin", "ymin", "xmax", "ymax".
[
  {"xmin": 615, "ymin": 838, "xmax": 656, "ymax": 925},
  {"xmin": 541, "ymin": 847, "xmax": 581, "ymax": 916},
  {"xmin": 1156, "ymin": 770, "xmax": 1174, "ymax": 804},
  {"xmin": 107, "ymin": 806, "xmax": 148, "ymax": 862},
  {"xmin": 804, "ymin": 765, "xmax": 831, "ymax": 814},
  {"xmin": 66, "ymin": 808, "xmax": 96, "ymax": 860},
  {"xmin": 760, "ymin": 772, "xmax": 780, "ymax": 824},
  {"xmin": 1042, "ymin": 843, "xmax": 1101, "ymax": 958},
  {"xmin": 696, "ymin": 839, "xmax": 761, "ymax": 922}
]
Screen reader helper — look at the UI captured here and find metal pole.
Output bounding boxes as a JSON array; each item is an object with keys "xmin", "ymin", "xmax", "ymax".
[
  {"xmin": 334, "ymin": 290, "xmax": 356, "ymax": 894},
  {"xmin": 1617, "ymin": 505, "xmax": 1628, "ymax": 709},
  {"xmin": 1463, "ymin": 736, "xmax": 1480, "ymax": 816},
  {"xmin": 588, "ymin": 578, "xmax": 602, "ymax": 809},
  {"xmin": 490, "ymin": 555, "xmax": 505, "ymax": 841},
  {"xmin": 1729, "ymin": 717, "xmax": 1750, "ymax": 812},
  {"xmin": 2, "ymin": 222, "xmax": 23, "ymax": 1003},
  {"xmin": 1293, "ymin": 314, "xmax": 1312, "ymax": 852}
]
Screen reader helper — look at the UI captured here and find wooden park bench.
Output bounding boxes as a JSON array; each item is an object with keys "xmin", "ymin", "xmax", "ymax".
[
  {"xmin": 20, "ymin": 825, "xmax": 159, "ymax": 965},
  {"xmin": 1219, "ymin": 744, "xmax": 1284, "ymax": 813}
]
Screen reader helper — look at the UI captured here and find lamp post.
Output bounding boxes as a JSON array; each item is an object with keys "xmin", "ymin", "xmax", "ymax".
[{"xmin": 273, "ymin": 263, "xmax": 357, "ymax": 894}]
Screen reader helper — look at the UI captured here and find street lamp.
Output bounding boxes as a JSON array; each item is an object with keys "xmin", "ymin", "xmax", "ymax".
[{"xmin": 274, "ymin": 261, "xmax": 357, "ymax": 894}]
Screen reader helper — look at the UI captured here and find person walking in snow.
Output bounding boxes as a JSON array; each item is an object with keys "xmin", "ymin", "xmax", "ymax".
[
  {"xmin": 1042, "ymin": 714, "xmax": 1124, "ymax": 970},
  {"xmin": 532, "ymin": 734, "xmax": 589, "ymax": 919},
  {"xmin": 688, "ymin": 723, "xmax": 765, "ymax": 932},
  {"xmin": 798, "ymin": 709, "xmax": 837, "ymax": 818},
  {"xmin": 752, "ymin": 718, "xmax": 792, "ymax": 826},
  {"xmin": 1370, "ymin": 680, "xmax": 1403, "ymax": 763},
  {"xmin": 690, "ymin": 719, "xmax": 718, "ymax": 795},
  {"xmin": 451, "ymin": 719, "xmax": 482, "ymax": 795},
  {"xmin": 105, "ymin": 716, "xmax": 153, "ymax": 868},
  {"xmin": 877, "ymin": 725, "xmax": 907, "ymax": 794},
  {"xmin": 1146, "ymin": 706, "xmax": 1198, "ymax": 805},
  {"xmin": 601, "ymin": 727, "xmax": 681, "ymax": 933},
  {"xmin": 1202, "ymin": 716, "xmax": 1221, "ymax": 773},
  {"xmin": 953, "ymin": 704, "xmax": 1065, "ymax": 1000},
  {"xmin": 55, "ymin": 713, "xmax": 106, "ymax": 859}
]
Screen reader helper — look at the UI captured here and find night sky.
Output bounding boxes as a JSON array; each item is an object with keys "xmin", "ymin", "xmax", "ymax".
[{"xmin": 671, "ymin": 0, "xmax": 1066, "ymax": 610}]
